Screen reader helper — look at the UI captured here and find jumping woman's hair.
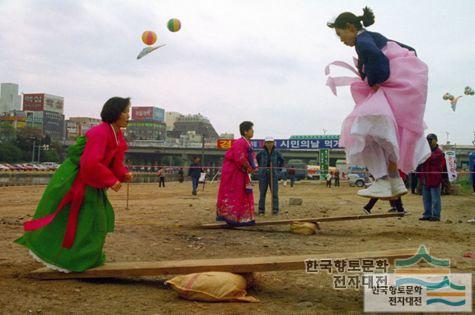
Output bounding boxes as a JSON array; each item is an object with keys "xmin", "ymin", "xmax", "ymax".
[
  {"xmin": 239, "ymin": 121, "xmax": 254, "ymax": 136},
  {"xmin": 327, "ymin": 6, "xmax": 375, "ymax": 30},
  {"xmin": 100, "ymin": 97, "xmax": 130, "ymax": 123}
]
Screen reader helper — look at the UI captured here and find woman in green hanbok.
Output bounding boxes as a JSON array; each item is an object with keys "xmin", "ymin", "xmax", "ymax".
[{"xmin": 15, "ymin": 97, "xmax": 133, "ymax": 272}]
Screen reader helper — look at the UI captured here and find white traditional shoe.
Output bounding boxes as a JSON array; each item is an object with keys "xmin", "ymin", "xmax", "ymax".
[
  {"xmin": 357, "ymin": 179, "xmax": 393, "ymax": 198},
  {"xmin": 390, "ymin": 177, "xmax": 408, "ymax": 197}
]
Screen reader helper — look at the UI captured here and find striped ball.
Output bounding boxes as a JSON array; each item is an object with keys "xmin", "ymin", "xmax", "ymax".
[
  {"xmin": 142, "ymin": 31, "xmax": 157, "ymax": 46},
  {"xmin": 167, "ymin": 18, "xmax": 181, "ymax": 32}
]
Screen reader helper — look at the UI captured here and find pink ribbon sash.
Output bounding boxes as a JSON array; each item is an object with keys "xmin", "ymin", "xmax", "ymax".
[
  {"xmin": 23, "ymin": 178, "xmax": 86, "ymax": 249},
  {"xmin": 324, "ymin": 60, "xmax": 361, "ymax": 96}
]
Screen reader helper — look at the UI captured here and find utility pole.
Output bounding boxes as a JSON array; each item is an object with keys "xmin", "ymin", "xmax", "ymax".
[
  {"xmin": 31, "ymin": 138, "xmax": 36, "ymax": 163},
  {"xmin": 37, "ymin": 144, "xmax": 41, "ymax": 163},
  {"xmin": 201, "ymin": 134, "xmax": 205, "ymax": 166}
]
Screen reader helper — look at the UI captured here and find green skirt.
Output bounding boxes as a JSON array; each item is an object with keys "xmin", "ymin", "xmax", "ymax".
[{"xmin": 15, "ymin": 136, "xmax": 115, "ymax": 272}]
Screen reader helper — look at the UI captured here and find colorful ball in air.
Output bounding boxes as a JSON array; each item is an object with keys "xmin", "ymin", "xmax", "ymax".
[
  {"xmin": 167, "ymin": 18, "xmax": 181, "ymax": 32},
  {"xmin": 142, "ymin": 31, "xmax": 157, "ymax": 46}
]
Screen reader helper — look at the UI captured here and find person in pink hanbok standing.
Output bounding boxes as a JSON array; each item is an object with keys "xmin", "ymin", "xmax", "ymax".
[
  {"xmin": 216, "ymin": 121, "xmax": 258, "ymax": 226},
  {"xmin": 325, "ymin": 7, "xmax": 431, "ymax": 200}
]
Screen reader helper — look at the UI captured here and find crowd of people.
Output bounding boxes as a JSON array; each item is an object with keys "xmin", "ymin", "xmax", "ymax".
[{"xmin": 12, "ymin": 6, "xmax": 469, "ymax": 275}]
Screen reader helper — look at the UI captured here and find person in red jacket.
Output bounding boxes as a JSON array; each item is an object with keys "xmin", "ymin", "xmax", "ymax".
[{"xmin": 418, "ymin": 134, "xmax": 447, "ymax": 221}]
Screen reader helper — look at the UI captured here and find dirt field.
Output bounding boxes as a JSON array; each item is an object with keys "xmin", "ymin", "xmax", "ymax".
[{"xmin": 0, "ymin": 181, "xmax": 473, "ymax": 314}]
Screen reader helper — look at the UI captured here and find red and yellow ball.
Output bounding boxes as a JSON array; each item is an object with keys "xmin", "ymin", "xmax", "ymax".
[
  {"xmin": 142, "ymin": 31, "xmax": 157, "ymax": 46},
  {"xmin": 167, "ymin": 18, "xmax": 181, "ymax": 32}
]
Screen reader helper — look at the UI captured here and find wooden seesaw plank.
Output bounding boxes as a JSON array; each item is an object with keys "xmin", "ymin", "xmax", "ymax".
[
  {"xmin": 29, "ymin": 248, "xmax": 416, "ymax": 280},
  {"xmin": 200, "ymin": 212, "xmax": 404, "ymax": 229}
]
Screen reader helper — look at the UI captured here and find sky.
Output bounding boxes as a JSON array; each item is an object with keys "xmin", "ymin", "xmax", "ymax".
[{"xmin": 0, "ymin": 0, "xmax": 474, "ymax": 143}]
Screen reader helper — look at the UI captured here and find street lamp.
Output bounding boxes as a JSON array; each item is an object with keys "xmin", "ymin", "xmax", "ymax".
[
  {"xmin": 38, "ymin": 144, "xmax": 49, "ymax": 163},
  {"xmin": 201, "ymin": 133, "xmax": 205, "ymax": 166},
  {"xmin": 29, "ymin": 137, "xmax": 37, "ymax": 163}
]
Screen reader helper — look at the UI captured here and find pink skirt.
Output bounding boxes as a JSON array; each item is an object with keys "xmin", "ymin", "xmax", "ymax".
[{"xmin": 327, "ymin": 42, "xmax": 431, "ymax": 175}]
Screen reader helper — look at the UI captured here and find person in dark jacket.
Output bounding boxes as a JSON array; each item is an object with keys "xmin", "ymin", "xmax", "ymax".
[
  {"xmin": 471, "ymin": 152, "xmax": 475, "ymax": 194},
  {"xmin": 288, "ymin": 166, "xmax": 296, "ymax": 188},
  {"xmin": 157, "ymin": 166, "xmax": 165, "ymax": 187},
  {"xmin": 418, "ymin": 134, "xmax": 447, "ymax": 221},
  {"xmin": 256, "ymin": 137, "xmax": 284, "ymax": 215},
  {"xmin": 334, "ymin": 169, "xmax": 340, "ymax": 187},
  {"xmin": 188, "ymin": 156, "xmax": 203, "ymax": 195},
  {"xmin": 410, "ymin": 171, "xmax": 418, "ymax": 194},
  {"xmin": 178, "ymin": 168, "xmax": 184, "ymax": 183}
]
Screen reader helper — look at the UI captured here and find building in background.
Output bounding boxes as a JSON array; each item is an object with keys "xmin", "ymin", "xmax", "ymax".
[
  {"xmin": 42, "ymin": 111, "xmax": 65, "ymax": 141},
  {"xmin": 65, "ymin": 120, "xmax": 80, "ymax": 141},
  {"xmin": 22, "ymin": 93, "xmax": 65, "ymax": 141},
  {"xmin": 0, "ymin": 83, "xmax": 21, "ymax": 114},
  {"xmin": 180, "ymin": 131, "xmax": 203, "ymax": 146},
  {"xmin": 66, "ymin": 117, "xmax": 101, "ymax": 140},
  {"xmin": 127, "ymin": 106, "xmax": 166, "ymax": 141},
  {"xmin": 68, "ymin": 117, "xmax": 101, "ymax": 134},
  {"xmin": 165, "ymin": 111, "xmax": 183, "ymax": 131},
  {"xmin": 168, "ymin": 113, "xmax": 218, "ymax": 143},
  {"xmin": 127, "ymin": 121, "xmax": 167, "ymax": 141},
  {"xmin": 25, "ymin": 111, "xmax": 45, "ymax": 130},
  {"xmin": 219, "ymin": 133, "xmax": 234, "ymax": 139},
  {"xmin": 23, "ymin": 93, "xmax": 64, "ymax": 114},
  {"xmin": 132, "ymin": 106, "xmax": 165, "ymax": 122},
  {"xmin": 0, "ymin": 110, "xmax": 26, "ymax": 129},
  {"xmin": 24, "ymin": 111, "xmax": 65, "ymax": 141}
]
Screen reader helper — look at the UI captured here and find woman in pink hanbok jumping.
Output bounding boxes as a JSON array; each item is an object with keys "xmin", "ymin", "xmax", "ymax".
[
  {"xmin": 216, "ymin": 121, "xmax": 258, "ymax": 226},
  {"xmin": 325, "ymin": 7, "xmax": 431, "ymax": 200}
]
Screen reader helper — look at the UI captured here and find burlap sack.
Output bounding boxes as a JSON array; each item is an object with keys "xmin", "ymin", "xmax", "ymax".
[
  {"xmin": 291, "ymin": 222, "xmax": 317, "ymax": 235},
  {"xmin": 166, "ymin": 271, "xmax": 259, "ymax": 303}
]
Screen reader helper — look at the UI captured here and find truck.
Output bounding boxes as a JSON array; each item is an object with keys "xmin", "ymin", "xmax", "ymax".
[
  {"xmin": 306, "ymin": 165, "xmax": 320, "ymax": 180},
  {"xmin": 347, "ymin": 173, "xmax": 370, "ymax": 187},
  {"xmin": 347, "ymin": 165, "xmax": 370, "ymax": 187},
  {"xmin": 335, "ymin": 159, "xmax": 348, "ymax": 179}
]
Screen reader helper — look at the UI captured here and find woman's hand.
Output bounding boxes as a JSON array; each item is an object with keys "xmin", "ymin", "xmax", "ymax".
[
  {"xmin": 242, "ymin": 164, "xmax": 253, "ymax": 174},
  {"xmin": 111, "ymin": 181, "xmax": 122, "ymax": 192},
  {"xmin": 123, "ymin": 172, "xmax": 133, "ymax": 182}
]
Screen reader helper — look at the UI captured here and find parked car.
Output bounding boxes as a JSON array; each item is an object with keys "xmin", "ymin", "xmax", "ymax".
[
  {"xmin": 30, "ymin": 164, "xmax": 41, "ymax": 171},
  {"xmin": 0, "ymin": 164, "xmax": 10, "ymax": 171},
  {"xmin": 29, "ymin": 164, "xmax": 47, "ymax": 171},
  {"xmin": 21, "ymin": 164, "xmax": 35, "ymax": 171},
  {"xmin": 13, "ymin": 164, "xmax": 28, "ymax": 171},
  {"xmin": 36, "ymin": 164, "xmax": 49, "ymax": 171},
  {"xmin": 348, "ymin": 173, "xmax": 370, "ymax": 187},
  {"xmin": 306, "ymin": 165, "xmax": 320, "ymax": 180},
  {"xmin": 41, "ymin": 162, "xmax": 59, "ymax": 170},
  {"xmin": 2, "ymin": 164, "xmax": 16, "ymax": 171}
]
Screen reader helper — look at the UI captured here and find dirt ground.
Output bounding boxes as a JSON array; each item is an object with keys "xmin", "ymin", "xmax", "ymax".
[{"xmin": 0, "ymin": 181, "xmax": 473, "ymax": 314}]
